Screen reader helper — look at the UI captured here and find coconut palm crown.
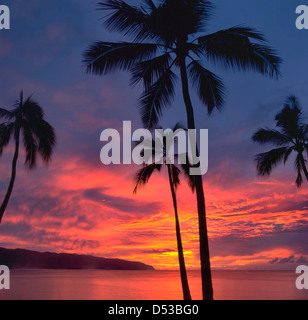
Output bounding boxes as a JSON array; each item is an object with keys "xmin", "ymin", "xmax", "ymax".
[
  {"xmin": 253, "ymin": 95, "xmax": 308, "ymax": 188},
  {"xmin": 83, "ymin": 0, "xmax": 281, "ymax": 129}
]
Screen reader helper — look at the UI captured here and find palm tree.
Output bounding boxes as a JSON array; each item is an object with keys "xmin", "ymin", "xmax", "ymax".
[
  {"xmin": 0, "ymin": 91, "xmax": 56, "ymax": 224},
  {"xmin": 133, "ymin": 124, "xmax": 195, "ymax": 300},
  {"xmin": 252, "ymin": 95, "xmax": 308, "ymax": 188},
  {"xmin": 83, "ymin": 0, "xmax": 281, "ymax": 300}
]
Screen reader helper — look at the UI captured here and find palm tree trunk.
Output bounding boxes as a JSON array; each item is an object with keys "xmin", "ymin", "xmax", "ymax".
[
  {"xmin": 0, "ymin": 128, "xmax": 20, "ymax": 224},
  {"xmin": 167, "ymin": 164, "xmax": 192, "ymax": 301},
  {"xmin": 179, "ymin": 57, "xmax": 214, "ymax": 301}
]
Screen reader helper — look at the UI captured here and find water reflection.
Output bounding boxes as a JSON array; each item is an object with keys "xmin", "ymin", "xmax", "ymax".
[{"xmin": 0, "ymin": 270, "xmax": 307, "ymax": 300}]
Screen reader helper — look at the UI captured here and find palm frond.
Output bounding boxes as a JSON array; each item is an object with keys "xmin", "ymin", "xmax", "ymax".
[
  {"xmin": 295, "ymin": 153, "xmax": 304, "ymax": 187},
  {"xmin": 22, "ymin": 97, "xmax": 44, "ymax": 120},
  {"xmin": 198, "ymin": 26, "xmax": 266, "ymax": 46},
  {"xmin": 275, "ymin": 96, "xmax": 303, "ymax": 138},
  {"xmin": 198, "ymin": 26, "xmax": 281, "ymax": 79},
  {"xmin": 139, "ymin": 69, "xmax": 177, "ymax": 129},
  {"xmin": 187, "ymin": 60, "xmax": 225, "ymax": 115},
  {"xmin": 83, "ymin": 42, "xmax": 158, "ymax": 75},
  {"xmin": 180, "ymin": 0, "xmax": 213, "ymax": 33},
  {"xmin": 0, "ymin": 123, "xmax": 14, "ymax": 155},
  {"xmin": 0, "ymin": 108, "xmax": 14, "ymax": 121},
  {"xmin": 98, "ymin": 0, "xmax": 155, "ymax": 41},
  {"xmin": 22, "ymin": 121, "xmax": 38, "ymax": 169},
  {"xmin": 15, "ymin": 91, "xmax": 24, "ymax": 109},
  {"xmin": 35, "ymin": 120, "xmax": 56, "ymax": 164},
  {"xmin": 284, "ymin": 147, "xmax": 294, "ymax": 164},
  {"xmin": 255, "ymin": 147, "xmax": 289, "ymax": 176},
  {"xmin": 252, "ymin": 128, "xmax": 292, "ymax": 146},
  {"xmin": 284, "ymin": 94, "xmax": 301, "ymax": 110},
  {"xmin": 133, "ymin": 163, "xmax": 162, "ymax": 193},
  {"xmin": 142, "ymin": 0, "xmax": 156, "ymax": 11},
  {"xmin": 249, "ymin": 44, "xmax": 282, "ymax": 78},
  {"xmin": 299, "ymin": 124, "xmax": 308, "ymax": 142},
  {"xmin": 130, "ymin": 53, "xmax": 173, "ymax": 90},
  {"xmin": 21, "ymin": 115, "xmax": 56, "ymax": 167}
]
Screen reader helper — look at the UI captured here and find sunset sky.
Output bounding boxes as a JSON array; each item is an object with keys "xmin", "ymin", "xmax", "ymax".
[{"xmin": 0, "ymin": 0, "xmax": 307, "ymax": 270}]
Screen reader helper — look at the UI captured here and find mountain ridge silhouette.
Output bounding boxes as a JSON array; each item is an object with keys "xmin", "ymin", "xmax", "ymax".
[{"xmin": 0, "ymin": 247, "xmax": 154, "ymax": 270}]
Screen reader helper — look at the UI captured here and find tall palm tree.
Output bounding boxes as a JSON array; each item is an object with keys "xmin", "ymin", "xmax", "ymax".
[
  {"xmin": 133, "ymin": 124, "xmax": 195, "ymax": 300},
  {"xmin": 0, "ymin": 91, "xmax": 56, "ymax": 224},
  {"xmin": 252, "ymin": 95, "xmax": 308, "ymax": 187},
  {"xmin": 83, "ymin": 0, "xmax": 281, "ymax": 300}
]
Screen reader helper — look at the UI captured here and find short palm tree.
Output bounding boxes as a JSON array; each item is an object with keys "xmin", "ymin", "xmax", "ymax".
[
  {"xmin": 0, "ymin": 92, "xmax": 56, "ymax": 223},
  {"xmin": 252, "ymin": 95, "xmax": 308, "ymax": 187},
  {"xmin": 134, "ymin": 124, "xmax": 195, "ymax": 300},
  {"xmin": 83, "ymin": 0, "xmax": 281, "ymax": 300}
]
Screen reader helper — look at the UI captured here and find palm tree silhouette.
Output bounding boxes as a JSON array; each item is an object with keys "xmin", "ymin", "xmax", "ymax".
[
  {"xmin": 83, "ymin": 0, "xmax": 281, "ymax": 300},
  {"xmin": 0, "ymin": 91, "xmax": 56, "ymax": 224},
  {"xmin": 133, "ymin": 124, "xmax": 195, "ymax": 300},
  {"xmin": 252, "ymin": 95, "xmax": 308, "ymax": 188}
]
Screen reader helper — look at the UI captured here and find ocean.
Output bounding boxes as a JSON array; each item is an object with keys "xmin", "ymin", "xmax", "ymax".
[{"xmin": 0, "ymin": 269, "xmax": 307, "ymax": 300}]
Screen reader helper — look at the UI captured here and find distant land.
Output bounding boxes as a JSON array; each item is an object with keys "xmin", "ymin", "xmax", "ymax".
[{"xmin": 0, "ymin": 247, "xmax": 154, "ymax": 271}]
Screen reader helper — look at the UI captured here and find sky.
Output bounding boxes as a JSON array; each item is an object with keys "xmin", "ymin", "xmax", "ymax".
[{"xmin": 0, "ymin": 0, "xmax": 307, "ymax": 270}]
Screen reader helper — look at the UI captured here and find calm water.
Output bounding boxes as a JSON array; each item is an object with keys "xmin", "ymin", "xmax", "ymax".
[{"xmin": 0, "ymin": 269, "xmax": 307, "ymax": 300}]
